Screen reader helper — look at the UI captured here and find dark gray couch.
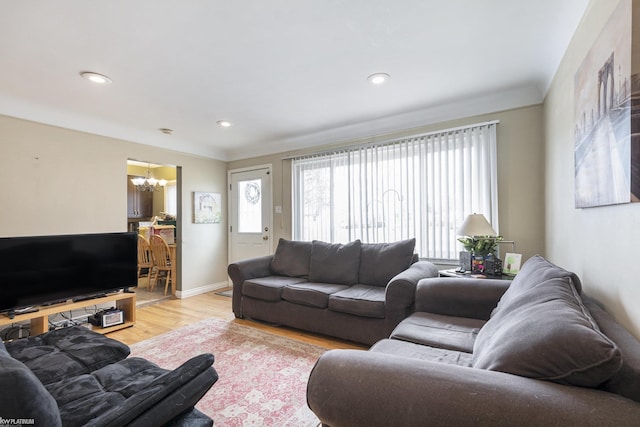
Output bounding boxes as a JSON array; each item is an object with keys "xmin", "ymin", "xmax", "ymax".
[
  {"xmin": 228, "ymin": 238, "xmax": 439, "ymax": 345},
  {"xmin": 0, "ymin": 325, "xmax": 218, "ymax": 426},
  {"xmin": 307, "ymin": 255, "xmax": 640, "ymax": 426}
]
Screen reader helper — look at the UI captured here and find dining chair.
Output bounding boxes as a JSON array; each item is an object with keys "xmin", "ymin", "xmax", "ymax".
[
  {"xmin": 149, "ymin": 234, "xmax": 175, "ymax": 295},
  {"xmin": 137, "ymin": 234, "xmax": 153, "ymax": 289}
]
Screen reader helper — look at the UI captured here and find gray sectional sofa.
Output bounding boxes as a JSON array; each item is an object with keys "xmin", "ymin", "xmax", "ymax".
[
  {"xmin": 307, "ymin": 255, "xmax": 640, "ymax": 426},
  {"xmin": 227, "ymin": 238, "xmax": 439, "ymax": 345},
  {"xmin": 0, "ymin": 325, "xmax": 217, "ymax": 426}
]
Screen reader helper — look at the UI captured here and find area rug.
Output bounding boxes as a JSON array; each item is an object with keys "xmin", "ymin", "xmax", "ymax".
[{"xmin": 130, "ymin": 318, "xmax": 326, "ymax": 426}]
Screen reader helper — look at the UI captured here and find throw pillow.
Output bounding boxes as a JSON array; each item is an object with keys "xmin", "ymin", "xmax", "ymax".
[
  {"xmin": 308, "ymin": 240, "xmax": 361, "ymax": 285},
  {"xmin": 270, "ymin": 238, "xmax": 312, "ymax": 277},
  {"xmin": 358, "ymin": 238, "xmax": 416, "ymax": 286},
  {"xmin": 473, "ymin": 277, "xmax": 622, "ymax": 387}
]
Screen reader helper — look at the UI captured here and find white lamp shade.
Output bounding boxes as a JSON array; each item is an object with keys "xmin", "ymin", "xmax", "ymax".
[{"xmin": 457, "ymin": 214, "xmax": 497, "ymax": 236}]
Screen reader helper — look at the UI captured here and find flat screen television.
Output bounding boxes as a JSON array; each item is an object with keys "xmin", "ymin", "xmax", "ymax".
[{"xmin": 0, "ymin": 232, "xmax": 138, "ymax": 313}]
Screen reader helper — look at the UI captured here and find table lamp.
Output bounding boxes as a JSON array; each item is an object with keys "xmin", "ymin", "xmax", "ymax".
[
  {"xmin": 457, "ymin": 213, "xmax": 501, "ymax": 274},
  {"xmin": 457, "ymin": 213, "xmax": 497, "ymax": 238}
]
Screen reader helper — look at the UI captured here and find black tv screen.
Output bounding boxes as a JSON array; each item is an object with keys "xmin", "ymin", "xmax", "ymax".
[{"xmin": 0, "ymin": 232, "xmax": 137, "ymax": 313}]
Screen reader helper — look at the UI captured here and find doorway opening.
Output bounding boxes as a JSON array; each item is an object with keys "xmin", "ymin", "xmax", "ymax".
[{"xmin": 127, "ymin": 160, "xmax": 180, "ymax": 306}]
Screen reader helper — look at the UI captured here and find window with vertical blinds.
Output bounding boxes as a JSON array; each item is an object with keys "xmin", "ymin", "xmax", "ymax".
[{"xmin": 291, "ymin": 121, "xmax": 498, "ymax": 261}]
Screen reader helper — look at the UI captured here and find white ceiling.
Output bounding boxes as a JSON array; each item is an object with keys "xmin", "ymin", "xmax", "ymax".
[{"xmin": 0, "ymin": 1, "xmax": 589, "ymax": 161}]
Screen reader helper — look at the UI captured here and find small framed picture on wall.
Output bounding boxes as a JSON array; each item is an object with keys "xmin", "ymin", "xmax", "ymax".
[{"xmin": 193, "ymin": 192, "xmax": 222, "ymax": 224}]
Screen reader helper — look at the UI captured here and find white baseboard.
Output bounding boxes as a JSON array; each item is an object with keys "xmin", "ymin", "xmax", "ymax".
[{"xmin": 176, "ymin": 281, "xmax": 228, "ymax": 299}]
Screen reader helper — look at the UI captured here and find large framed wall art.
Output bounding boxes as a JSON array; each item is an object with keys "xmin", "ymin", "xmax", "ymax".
[{"xmin": 574, "ymin": 0, "xmax": 640, "ymax": 208}]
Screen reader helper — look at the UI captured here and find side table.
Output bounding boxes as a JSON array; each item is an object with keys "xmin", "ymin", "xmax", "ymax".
[{"xmin": 438, "ymin": 269, "xmax": 513, "ymax": 281}]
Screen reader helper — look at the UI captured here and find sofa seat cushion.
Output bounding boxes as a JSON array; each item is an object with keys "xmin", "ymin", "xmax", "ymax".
[
  {"xmin": 328, "ymin": 285, "xmax": 386, "ymax": 318},
  {"xmin": 370, "ymin": 339, "xmax": 473, "ymax": 367},
  {"xmin": 309, "ymin": 240, "xmax": 361, "ymax": 285},
  {"xmin": 270, "ymin": 238, "xmax": 312, "ymax": 278},
  {"xmin": 282, "ymin": 282, "xmax": 351, "ymax": 308},
  {"xmin": 473, "ymin": 277, "xmax": 622, "ymax": 387},
  {"xmin": 5, "ymin": 325, "xmax": 130, "ymax": 385},
  {"xmin": 358, "ymin": 238, "xmax": 416, "ymax": 286},
  {"xmin": 0, "ymin": 341, "xmax": 62, "ymax": 426},
  {"xmin": 242, "ymin": 276, "xmax": 307, "ymax": 302},
  {"xmin": 391, "ymin": 312, "xmax": 485, "ymax": 353}
]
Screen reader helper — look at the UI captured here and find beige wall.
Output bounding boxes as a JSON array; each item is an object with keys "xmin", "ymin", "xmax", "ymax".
[
  {"xmin": 229, "ymin": 104, "xmax": 546, "ymax": 263},
  {"xmin": 0, "ymin": 115, "xmax": 229, "ymax": 294},
  {"xmin": 545, "ymin": 0, "xmax": 640, "ymax": 338}
]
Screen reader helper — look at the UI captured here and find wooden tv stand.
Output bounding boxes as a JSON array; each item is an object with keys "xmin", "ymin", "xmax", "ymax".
[{"xmin": 0, "ymin": 292, "xmax": 136, "ymax": 336}]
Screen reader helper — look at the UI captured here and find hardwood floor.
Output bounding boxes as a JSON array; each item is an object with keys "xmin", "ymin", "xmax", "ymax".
[{"xmin": 108, "ymin": 290, "xmax": 367, "ymax": 350}]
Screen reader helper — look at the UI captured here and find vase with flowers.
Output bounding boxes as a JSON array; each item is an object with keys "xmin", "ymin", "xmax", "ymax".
[
  {"xmin": 457, "ymin": 235, "xmax": 503, "ymax": 257},
  {"xmin": 457, "ymin": 235, "xmax": 503, "ymax": 274}
]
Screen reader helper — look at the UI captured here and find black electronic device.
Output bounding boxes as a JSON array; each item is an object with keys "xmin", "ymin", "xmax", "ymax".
[
  {"xmin": 0, "ymin": 232, "xmax": 138, "ymax": 314},
  {"xmin": 89, "ymin": 308, "xmax": 125, "ymax": 328}
]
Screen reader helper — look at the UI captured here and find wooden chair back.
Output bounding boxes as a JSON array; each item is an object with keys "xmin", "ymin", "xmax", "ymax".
[
  {"xmin": 149, "ymin": 234, "xmax": 175, "ymax": 295},
  {"xmin": 137, "ymin": 235, "xmax": 153, "ymax": 288},
  {"xmin": 150, "ymin": 234, "xmax": 172, "ymax": 267}
]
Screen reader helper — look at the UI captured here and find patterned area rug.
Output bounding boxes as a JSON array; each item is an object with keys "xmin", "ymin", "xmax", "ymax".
[{"xmin": 130, "ymin": 318, "xmax": 325, "ymax": 426}]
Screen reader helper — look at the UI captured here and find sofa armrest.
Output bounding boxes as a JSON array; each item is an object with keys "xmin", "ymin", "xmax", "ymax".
[
  {"xmin": 88, "ymin": 354, "xmax": 218, "ymax": 427},
  {"xmin": 227, "ymin": 255, "xmax": 274, "ymax": 285},
  {"xmin": 385, "ymin": 261, "xmax": 439, "ymax": 311},
  {"xmin": 307, "ymin": 350, "xmax": 640, "ymax": 427},
  {"xmin": 227, "ymin": 255, "xmax": 274, "ymax": 317},
  {"xmin": 414, "ymin": 277, "xmax": 510, "ymax": 320}
]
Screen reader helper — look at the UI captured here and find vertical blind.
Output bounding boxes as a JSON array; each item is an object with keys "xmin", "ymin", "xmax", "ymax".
[{"xmin": 291, "ymin": 122, "xmax": 498, "ymax": 260}]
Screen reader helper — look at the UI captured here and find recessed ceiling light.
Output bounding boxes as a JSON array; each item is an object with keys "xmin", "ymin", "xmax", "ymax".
[
  {"xmin": 217, "ymin": 120, "xmax": 231, "ymax": 128},
  {"xmin": 367, "ymin": 73, "xmax": 390, "ymax": 85},
  {"xmin": 80, "ymin": 71, "xmax": 112, "ymax": 84}
]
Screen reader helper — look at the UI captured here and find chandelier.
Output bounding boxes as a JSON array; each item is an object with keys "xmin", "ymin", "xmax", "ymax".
[{"xmin": 131, "ymin": 165, "xmax": 167, "ymax": 192}]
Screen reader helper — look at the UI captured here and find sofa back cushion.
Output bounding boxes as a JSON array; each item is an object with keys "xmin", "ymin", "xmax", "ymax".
[
  {"xmin": 489, "ymin": 255, "xmax": 582, "ymax": 320},
  {"xmin": 358, "ymin": 238, "xmax": 416, "ymax": 286},
  {"xmin": 270, "ymin": 238, "xmax": 312, "ymax": 277},
  {"xmin": 6, "ymin": 325, "xmax": 131, "ymax": 385},
  {"xmin": 0, "ymin": 341, "xmax": 62, "ymax": 426},
  {"xmin": 494, "ymin": 255, "xmax": 582, "ymax": 314},
  {"xmin": 473, "ymin": 277, "xmax": 622, "ymax": 387},
  {"xmin": 585, "ymin": 297, "xmax": 640, "ymax": 403},
  {"xmin": 309, "ymin": 240, "xmax": 361, "ymax": 285}
]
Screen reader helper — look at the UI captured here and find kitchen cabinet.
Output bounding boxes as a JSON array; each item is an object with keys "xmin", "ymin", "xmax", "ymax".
[{"xmin": 127, "ymin": 175, "xmax": 153, "ymax": 219}]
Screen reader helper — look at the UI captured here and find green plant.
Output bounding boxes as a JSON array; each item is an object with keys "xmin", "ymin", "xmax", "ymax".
[{"xmin": 457, "ymin": 235, "xmax": 503, "ymax": 256}]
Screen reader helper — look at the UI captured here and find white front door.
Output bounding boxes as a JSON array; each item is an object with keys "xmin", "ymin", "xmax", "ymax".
[{"xmin": 229, "ymin": 166, "xmax": 272, "ymax": 263}]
